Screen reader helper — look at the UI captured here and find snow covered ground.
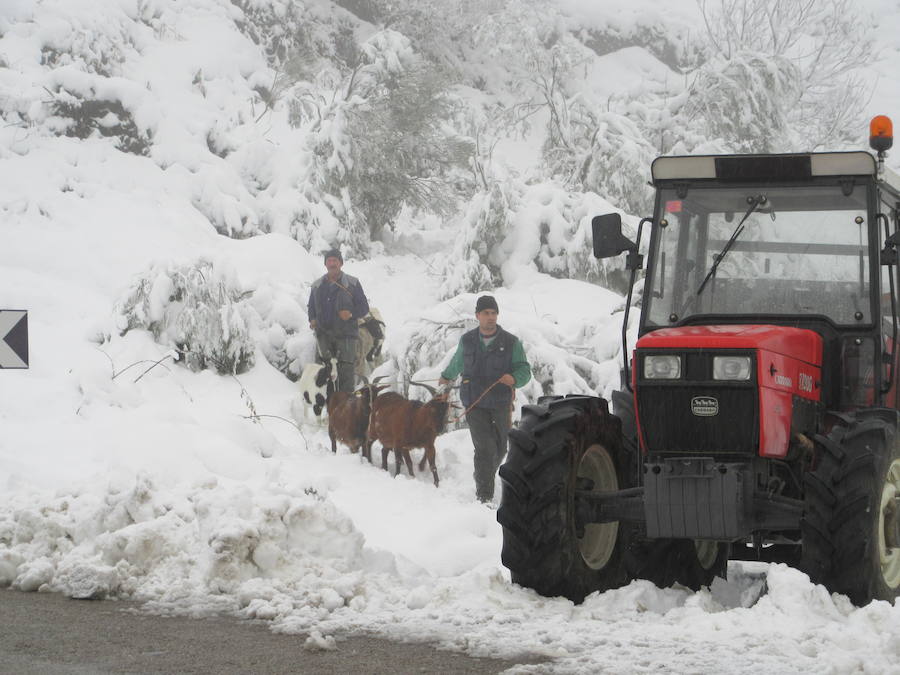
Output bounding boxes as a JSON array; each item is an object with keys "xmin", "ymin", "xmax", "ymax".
[{"xmin": 4, "ymin": 1, "xmax": 900, "ymax": 673}]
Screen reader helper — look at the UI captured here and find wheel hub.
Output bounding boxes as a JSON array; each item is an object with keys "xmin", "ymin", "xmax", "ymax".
[
  {"xmin": 577, "ymin": 444, "xmax": 619, "ymax": 570},
  {"xmin": 884, "ymin": 496, "xmax": 900, "ymax": 551},
  {"xmin": 694, "ymin": 540, "xmax": 719, "ymax": 570},
  {"xmin": 879, "ymin": 459, "xmax": 900, "ymax": 589}
]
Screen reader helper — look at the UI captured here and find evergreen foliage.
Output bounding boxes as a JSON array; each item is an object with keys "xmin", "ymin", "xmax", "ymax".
[
  {"xmin": 49, "ymin": 93, "xmax": 152, "ymax": 156},
  {"xmin": 288, "ymin": 29, "xmax": 473, "ymax": 254}
]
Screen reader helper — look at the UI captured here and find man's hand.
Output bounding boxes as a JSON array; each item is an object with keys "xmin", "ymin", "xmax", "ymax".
[
  {"xmin": 309, "ymin": 319, "xmax": 317, "ymax": 330},
  {"xmin": 499, "ymin": 374, "xmax": 515, "ymax": 388},
  {"xmin": 338, "ymin": 309, "xmax": 352, "ymax": 321},
  {"xmin": 438, "ymin": 377, "xmax": 450, "ymax": 387}
]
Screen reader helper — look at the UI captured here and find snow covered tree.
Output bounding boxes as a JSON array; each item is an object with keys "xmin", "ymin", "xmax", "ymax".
[
  {"xmin": 438, "ymin": 178, "xmax": 512, "ymax": 299},
  {"xmin": 370, "ymin": 0, "xmax": 506, "ymax": 77},
  {"xmin": 679, "ymin": 52, "xmax": 800, "ymax": 153},
  {"xmin": 472, "ymin": 1, "xmax": 584, "ymax": 149},
  {"xmin": 469, "ymin": 1, "xmax": 658, "ymax": 215},
  {"xmin": 344, "ymin": 57, "xmax": 473, "ymax": 239},
  {"xmin": 690, "ymin": 0, "xmax": 873, "ymax": 150},
  {"xmin": 115, "ymin": 260, "xmax": 257, "ymax": 375},
  {"xmin": 288, "ymin": 30, "xmax": 472, "ymax": 254},
  {"xmin": 550, "ymin": 102, "xmax": 657, "ymax": 216}
]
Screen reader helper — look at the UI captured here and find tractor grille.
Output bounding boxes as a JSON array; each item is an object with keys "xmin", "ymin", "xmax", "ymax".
[{"xmin": 637, "ymin": 385, "xmax": 758, "ymax": 455}]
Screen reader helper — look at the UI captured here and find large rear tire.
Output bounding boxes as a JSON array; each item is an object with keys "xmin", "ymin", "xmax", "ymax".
[
  {"xmin": 497, "ymin": 396, "xmax": 632, "ymax": 602},
  {"xmin": 827, "ymin": 415, "xmax": 900, "ymax": 605}
]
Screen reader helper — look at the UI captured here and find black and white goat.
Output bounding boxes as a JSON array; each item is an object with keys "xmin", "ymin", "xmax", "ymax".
[{"xmin": 298, "ymin": 359, "xmax": 336, "ymax": 417}]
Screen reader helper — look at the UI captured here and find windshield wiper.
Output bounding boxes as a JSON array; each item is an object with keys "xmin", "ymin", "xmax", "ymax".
[{"xmin": 695, "ymin": 194, "xmax": 767, "ymax": 297}]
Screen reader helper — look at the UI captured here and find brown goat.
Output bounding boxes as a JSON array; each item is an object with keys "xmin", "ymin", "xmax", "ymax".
[
  {"xmin": 327, "ymin": 380, "xmax": 388, "ymax": 460},
  {"xmin": 367, "ymin": 384, "xmax": 450, "ymax": 486}
]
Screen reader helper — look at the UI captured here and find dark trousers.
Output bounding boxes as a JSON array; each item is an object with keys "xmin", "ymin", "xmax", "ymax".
[
  {"xmin": 466, "ymin": 406, "xmax": 511, "ymax": 502},
  {"xmin": 316, "ymin": 332, "xmax": 357, "ymax": 392}
]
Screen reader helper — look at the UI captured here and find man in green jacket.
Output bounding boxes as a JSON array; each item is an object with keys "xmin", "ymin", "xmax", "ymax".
[{"xmin": 439, "ymin": 295, "xmax": 531, "ymax": 503}]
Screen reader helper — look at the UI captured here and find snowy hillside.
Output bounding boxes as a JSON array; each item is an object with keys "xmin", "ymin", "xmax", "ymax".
[{"xmin": 4, "ymin": 0, "xmax": 900, "ymax": 672}]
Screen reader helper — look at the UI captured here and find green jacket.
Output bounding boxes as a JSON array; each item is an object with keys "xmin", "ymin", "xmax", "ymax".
[{"xmin": 442, "ymin": 326, "xmax": 531, "ymax": 408}]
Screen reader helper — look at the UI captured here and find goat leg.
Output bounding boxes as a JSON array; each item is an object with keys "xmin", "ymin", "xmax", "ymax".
[
  {"xmin": 381, "ymin": 445, "xmax": 390, "ymax": 472},
  {"xmin": 425, "ymin": 444, "xmax": 439, "ymax": 487},
  {"xmin": 402, "ymin": 449, "xmax": 414, "ymax": 478},
  {"xmin": 329, "ymin": 430, "xmax": 337, "ymax": 454}
]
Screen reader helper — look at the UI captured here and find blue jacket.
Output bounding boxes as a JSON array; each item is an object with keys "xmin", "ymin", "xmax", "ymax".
[{"xmin": 308, "ymin": 273, "xmax": 369, "ymax": 337}]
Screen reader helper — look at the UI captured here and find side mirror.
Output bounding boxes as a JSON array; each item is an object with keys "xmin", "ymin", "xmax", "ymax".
[{"xmin": 592, "ymin": 213, "xmax": 636, "ymax": 259}]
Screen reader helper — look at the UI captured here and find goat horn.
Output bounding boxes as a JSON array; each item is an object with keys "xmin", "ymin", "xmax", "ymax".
[
  {"xmin": 372, "ymin": 375, "xmax": 388, "ymax": 384},
  {"xmin": 409, "ymin": 380, "xmax": 438, "ymax": 397},
  {"xmin": 359, "ymin": 374, "xmax": 370, "ymax": 385}
]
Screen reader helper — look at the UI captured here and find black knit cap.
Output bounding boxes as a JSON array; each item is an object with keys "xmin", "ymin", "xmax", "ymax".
[
  {"xmin": 323, "ymin": 248, "xmax": 343, "ymax": 263},
  {"xmin": 475, "ymin": 295, "xmax": 498, "ymax": 313}
]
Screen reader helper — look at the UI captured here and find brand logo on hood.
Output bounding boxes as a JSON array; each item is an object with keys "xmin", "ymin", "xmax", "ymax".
[{"xmin": 691, "ymin": 396, "xmax": 719, "ymax": 417}]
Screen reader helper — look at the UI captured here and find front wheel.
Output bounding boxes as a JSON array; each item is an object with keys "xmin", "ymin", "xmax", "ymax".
[
  {"xmin": 497, "ymin": 396, "xmax": 632, "ymax": 602},
  {"xmin": 827, "ymin": 416, "xmax": 900, "ymax": 605}
]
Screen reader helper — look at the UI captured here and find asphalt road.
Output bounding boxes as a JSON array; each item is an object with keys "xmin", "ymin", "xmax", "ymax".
[{"xmin": 0, "ymin": 590, "xmax": 537, "ymax": 674}]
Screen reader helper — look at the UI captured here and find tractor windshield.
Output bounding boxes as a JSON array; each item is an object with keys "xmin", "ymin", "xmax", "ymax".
[{"xmin": 645, "ymin": 184, "xmax": 872, "ymax": 327}]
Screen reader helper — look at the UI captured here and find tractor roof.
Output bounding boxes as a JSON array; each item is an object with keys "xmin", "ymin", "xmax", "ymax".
[{"xmin": 651, "ymin": 151, "xmax": 900, "ymax": 196}]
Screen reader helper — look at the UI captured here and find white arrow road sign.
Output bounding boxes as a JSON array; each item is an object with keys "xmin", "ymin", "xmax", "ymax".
[{"xmin": 0, "ymin": 310, "xmax": 28, "ymax": 368}]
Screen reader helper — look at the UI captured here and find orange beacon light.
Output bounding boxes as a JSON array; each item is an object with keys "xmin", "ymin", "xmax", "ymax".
[{"xmin": 870, "ymin": 115, "xmax": 893, "ymax": 153}]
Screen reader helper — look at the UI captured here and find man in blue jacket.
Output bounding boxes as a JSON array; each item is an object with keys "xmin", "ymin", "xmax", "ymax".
[
  {"xmin": 307, "ymin": 249, "xmax": 370, "ymax": 392},
  {"xmin": 439, "ymin": 295, "xmax": 531, "ymax": 502}
]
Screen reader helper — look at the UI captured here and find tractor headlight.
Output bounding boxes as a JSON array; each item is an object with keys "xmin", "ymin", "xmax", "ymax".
[
  {"xmin": 713, "ymin": 355, "xmax": 752, "ymax": 381},
  {"xmin": 644, "ymin": 355, "xmax": 682, "ymax": 379}
]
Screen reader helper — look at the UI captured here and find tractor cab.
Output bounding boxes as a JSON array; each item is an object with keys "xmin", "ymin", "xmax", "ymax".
[{"xmin": 595, "ymin": 124, "xmax": 900, "ymax": 418}]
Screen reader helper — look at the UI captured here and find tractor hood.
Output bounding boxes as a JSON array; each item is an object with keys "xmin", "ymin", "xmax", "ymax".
[{"xmin": 637, "ymin": 324, "xmax": 823, "ymax": 366}]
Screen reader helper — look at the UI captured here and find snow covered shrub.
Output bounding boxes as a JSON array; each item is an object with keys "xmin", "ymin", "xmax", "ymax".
[
  {"xmin": 556, "ymin": 105, "xmax": 657, "ymax": 216},
  {"xmin": 191, "ymin": 163, "xmax": 262, "ymax": 239},
  {"xmin": 231, "ymin": 0, "xmax": 372, "ymax": 112},
  {"xmin": 246, "ymin": 282, "xmax": 314, "ymax": 381},
  {"xmin": 503, "ymin": 183, "xmax": 633, "ymax": 292},
  {"xmin": 359, "ymin": 0, "xmax": 505, "ymax": 75},
  {"xmin": 440, "ymin": 177, "xmax": 631, "ymax": 298},
  {"xmin": 115, "ymin": 260, "xmax": 257, "ymax": 375},
  {"xmin": 48, "ymin": 91, "xmax": 152, "ymax": 156},
  {"xmin": 37, "ymin": 11, "xmax": 137, "ymax": 78},
  {"xmin": 438, "ymin": 179, "xmax": 514, "ymax": 299},
  {"xmin": 230, "ymin": 0, "xmax": 315, "ymax": 67}
]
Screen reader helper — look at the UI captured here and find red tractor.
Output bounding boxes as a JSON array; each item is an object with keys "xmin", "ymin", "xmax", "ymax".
[{"xmin": 498, "ymin": 117, "xmax": 900, "ymax": 606}]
